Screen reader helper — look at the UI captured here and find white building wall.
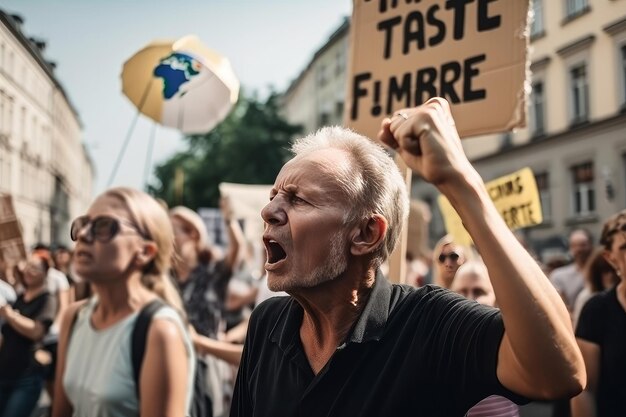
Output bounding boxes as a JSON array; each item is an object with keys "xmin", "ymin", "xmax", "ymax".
[{"xmin": 0, "ymin": 12, "xmax": 93, "ymax": 248}]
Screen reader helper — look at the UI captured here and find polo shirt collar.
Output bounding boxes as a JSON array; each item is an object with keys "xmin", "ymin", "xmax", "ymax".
[
  {"xmin": 269, "ymin": 270, "xmax": 392, "ymax": 352},
  {"xmin": 345, "ymin": 270, "xmax": 391, "ymax": 344}
]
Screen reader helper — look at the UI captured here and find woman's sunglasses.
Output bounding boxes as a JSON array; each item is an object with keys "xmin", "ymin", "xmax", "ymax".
[
  {"xmin": 438, "ymin": 252, "xmax": 460, "ymax": 263},
  {"xmin": 70, "ymin": 215, "xmax": 146, "ymax": 243}
]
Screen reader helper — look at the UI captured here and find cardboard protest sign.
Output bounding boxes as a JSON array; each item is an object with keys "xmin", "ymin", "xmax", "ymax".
[
  {"xmin": 218, "ymin": 182, "xmax": 273, "ymax": 278},
  {"xmin": 439, "ymin": 167, "xmax": 542, "ymax": 245},
  {"xmin": 0, "ymin": 195, "xmax": 27, "ymax": 263},
  {"xmin": 218, "ymin": 182, "xmax": 272, "ymax": 242},
  {"xmin": 345, "ymin": 0, "xmax": 530, "ymax": 139}
]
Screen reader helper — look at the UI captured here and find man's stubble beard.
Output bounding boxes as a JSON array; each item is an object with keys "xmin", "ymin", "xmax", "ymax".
[{"xmin": 269, "ymin": 230, "xmax": 349, "ymax": 292}]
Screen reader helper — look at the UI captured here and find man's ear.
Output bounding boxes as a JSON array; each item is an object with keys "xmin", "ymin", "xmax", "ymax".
[
  {"xmin": 350, "ymin": 214, "xmax": 388, "ymax": 256},
  {"xmin": 137, "ymin": 241, "xmax": 158, "ymax": 267}
]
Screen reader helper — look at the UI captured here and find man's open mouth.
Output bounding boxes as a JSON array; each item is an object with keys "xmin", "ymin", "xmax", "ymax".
[{"xmin": 265, "ymin": 239, "xmax": 287, "ymax": 264}]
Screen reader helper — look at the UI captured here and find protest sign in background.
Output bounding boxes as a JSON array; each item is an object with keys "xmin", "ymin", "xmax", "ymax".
[
  {"xmin": 439, "ymin": 167, "xmax": 543, "ymax": 245},
  {"xmin": 346, "ymin": 0, "xmax": 530, "ymax": 140},
  {"xmin": 0, "ymin": 195, "xmax": 26, "ymax": 264}
]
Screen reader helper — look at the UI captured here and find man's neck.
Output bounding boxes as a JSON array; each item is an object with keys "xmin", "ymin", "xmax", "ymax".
[
  {"xmin": 574, "ymin": 258, "xmax": 588, "ymax": 270},
  {"xmin": 293, "ymin": 267, "xmax": 376, "ymax": 374}
]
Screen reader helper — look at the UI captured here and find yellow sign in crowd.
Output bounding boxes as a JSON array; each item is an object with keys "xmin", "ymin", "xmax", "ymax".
[{"xmin": 439, "ymin": 167, "xmax": 543, "ymax": 246}]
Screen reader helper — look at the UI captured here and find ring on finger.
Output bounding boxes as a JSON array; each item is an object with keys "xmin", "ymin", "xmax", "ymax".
[{"xmin": 395, "ymin": 112, "xmax": 409, "ymax": 121}]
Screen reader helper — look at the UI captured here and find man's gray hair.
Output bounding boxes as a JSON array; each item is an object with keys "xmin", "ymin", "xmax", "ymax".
[{"xmin": 291, "ymin": 126, "xmax": 409, "ymax": 267}]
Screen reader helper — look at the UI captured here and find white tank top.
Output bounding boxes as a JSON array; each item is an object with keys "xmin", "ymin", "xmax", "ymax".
[{"xmin": 63, "ymin": 298, "xmax": 195, "ymax": 417}]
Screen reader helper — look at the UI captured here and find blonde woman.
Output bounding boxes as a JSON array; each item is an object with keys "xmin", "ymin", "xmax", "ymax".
[
  {"xmin": 52, "ymin": 188, "xmax": 194, "ymax": 417},
  {"xmin": 432, "ymin": 234, "xmax": 468, "ymax": 288}
]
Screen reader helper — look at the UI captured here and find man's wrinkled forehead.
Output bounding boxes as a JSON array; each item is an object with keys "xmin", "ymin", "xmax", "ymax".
[
  {"xmin": 274, "ymin": 149, "xmax": 354, "ymax": 197},
  {"xmin": 281, "ymin": 149, "xmax": 353, "ymax": 181}
]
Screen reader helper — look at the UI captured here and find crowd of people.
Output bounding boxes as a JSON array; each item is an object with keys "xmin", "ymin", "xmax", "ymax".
[{"xmin": 0, "ymin": 98, "xmax": 623, "ymax": 416}]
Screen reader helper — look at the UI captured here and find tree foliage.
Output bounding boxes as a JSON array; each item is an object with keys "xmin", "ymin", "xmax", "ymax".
[{"xmin": 148, "ymin": 92, "xmax": 302, "ymax": 209}]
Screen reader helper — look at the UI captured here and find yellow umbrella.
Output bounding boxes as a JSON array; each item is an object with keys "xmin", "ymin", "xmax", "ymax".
[{"xmin": 121, "ymin": 35, "xmax": 239, "ymax": 134}]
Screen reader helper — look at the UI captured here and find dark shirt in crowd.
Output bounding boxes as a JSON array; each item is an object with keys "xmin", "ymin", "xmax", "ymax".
[
  {"xmin": 231, "ymin": 272, "xmax": 527, "ymax": 417},
  {"xmin": 179, "ymin": 260, "xmax": 232, "ymax": 338},
  {"xmin": 0, "ymin": 292, "xmax": 56, "ymax": 380},
  {"xmin": 576, "ymin": 286, "xmax": 626, "ymax": 417}
]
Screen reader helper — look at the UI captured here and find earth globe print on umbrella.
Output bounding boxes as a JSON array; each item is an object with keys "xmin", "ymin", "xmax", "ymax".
[{"xmin": 108, "ymin": 35, "xmax": 239, "ymax": 186}]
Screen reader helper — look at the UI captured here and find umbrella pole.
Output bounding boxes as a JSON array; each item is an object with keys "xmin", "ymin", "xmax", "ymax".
[
  {"xmin": 143, "ymin": 122, "xmax": 157, "ymax": 189},
  {"xmin": 107, "ymin": 80, "xmax": 153, "ymax": 187}
]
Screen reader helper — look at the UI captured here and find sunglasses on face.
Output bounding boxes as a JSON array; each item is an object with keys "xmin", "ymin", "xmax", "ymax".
[
  {"xmin": 438, "ymin": 252, "xmax": 460, "ymax": 263},
  {"xmin": 70, "ymin": 215, "xmax": 145, "ymax": 243}
]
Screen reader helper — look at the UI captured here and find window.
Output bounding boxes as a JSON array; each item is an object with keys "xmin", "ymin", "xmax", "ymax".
[
  {"xmin": 318, "ymin": 112, "xmax": 330, "ymax": 127},
  {"xmin": 623, "ymin": 153, "xmax": 626, "ymax": 206},
  {"xmin": 3, "ymin": 157, "xmax": 10, "ymax": 192},
  {"xmin": 317, "ymin": 65, "xmax": 328, "ymax": 87},
  {"xmin": 8, "ymin": 51, "xmax": 13, "ymax": 78},
  {"xmin": 570, "ymin": 64, "xmax": 589, "ymax": 124},
  {"xmin": 535, "ymin": 172, "xmax": 551, "ymax": 222},
  {"xmin": 530, "ymin": 81, "xmax": 545, "ymax": 136},
  {"xmin": 32, "ymin": 116, "xmax": 37, "ymax": 150},
  {"xmin": 0, "ymin": 92, "xmax": 4, "ymax": 134},
  {"xmin": 531, "ymin": 0, "xmax": 544, "ymax": 37},
  {"xmin": 570, "ymin": 162, "xmax": 595, "ymax": 216},
  {"xmin": 565, "ymin": 0, "xmax": 588, "ymax": 19},
  {"xmin": 622, "ymin": 45, "xmax": 626, "ymax": 106},
  {"xmin": 20, "ymin": 164, "xmax": 26, "ymax": 197},
  {"xmin": 20, "ymin": 107, "xmax": 27, "ymax": 142},
  {"xmin": 335, "ymin": 50, "xmax": 346, "ymax": 77},
  {"xmin": 6, "ymin": 97, "xmax": 13, "ymax": 136},
  {"xmin": 335, "ymin": 101, "xmax": 344, "ymax": 120}
]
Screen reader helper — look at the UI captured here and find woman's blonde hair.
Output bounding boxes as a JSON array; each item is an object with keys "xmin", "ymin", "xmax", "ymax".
[{"xmin": 104, "ymin": 187, "xmax": 185, "ymax": 316}]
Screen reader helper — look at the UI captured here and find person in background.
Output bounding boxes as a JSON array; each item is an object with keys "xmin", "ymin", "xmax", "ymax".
[
  {"xmin": 431, "ymin": 234, "xmax": 468, "ymax": 288},
  {"xmin": 52, "ymin": 187, "xmax": 194, "ymax": 417},
  {"xmin": 51, "ymin": 246, "xmax": 72, "ymax": 284},
  {"xmin": 56, "ymin": 245, "xmax": 91, "ymax": 302},
  {"xmin": 32, "ymin": 244, "xmax": 70, "ymax": 322},
  {"xmin": 0, "ymin": 254, "xmax": 57, "ymax": 417},
  {"xmin": 0, "ymin": 279, "xmax": 16, "ymax": 332},
  {"xmin": 550, "ymin": 229, "xmax": 593, "ymax": 313},
  {"xmin": 451, "ymin": 261, "xmax": 496, "ymax": 307},
  {"xmin": 451, "ymin": 261, "xmax": 520, "ymax": 417},
  {"xmin": 0, "ymin": 254, "xmax": 17, "ymax": 332},
  {"xmin": 170, "ymin": 197, "xmax": 244, "ymax": 340},
  {"xmin": 405, "ymin": 251, "xmax": 431, "ymax": 287},
  {"xmin": 169, "ymin": 197, "xmax": 244, "ymax": 416},
  {"xmin": 571, "ymin": 209, "xmax": 626, "ymax": 417},
  {"xmin": 572, "ymin": 248, "xmax": 620, "ymax": 327},
  {"xmin": 32, "ymin": 244, "xmax": 70, "ymax": 401}
]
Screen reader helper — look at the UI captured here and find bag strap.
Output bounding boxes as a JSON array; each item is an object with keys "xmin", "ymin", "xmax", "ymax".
[
  {"xmin": 131, "ymin": 299, "xmax": 167, "ymax": 397},
  {"xmin": 67, "ymin": 299, "xmax": 92, "ymax": 342}
]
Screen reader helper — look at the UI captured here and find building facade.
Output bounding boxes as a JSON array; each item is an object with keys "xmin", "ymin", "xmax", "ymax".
[
  {"xmin": 441, "ymin": 0, "xmax": 626, "ymax": 257},
  {"xmin": 0, "ymin": 10, "xmax": 94, "ymax": 249},
  {"xmin": 281, "ymin": 2, "xmax": 626, "ymax": 260},
  {"xmin": 280, "ymin": 18, "xmax": 349, "ymax": 134}
]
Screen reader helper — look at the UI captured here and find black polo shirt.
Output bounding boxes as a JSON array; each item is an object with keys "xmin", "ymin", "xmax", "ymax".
[{"xmin": 231, "ymin": 272, "xmax": 526, "ymax": 417}]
